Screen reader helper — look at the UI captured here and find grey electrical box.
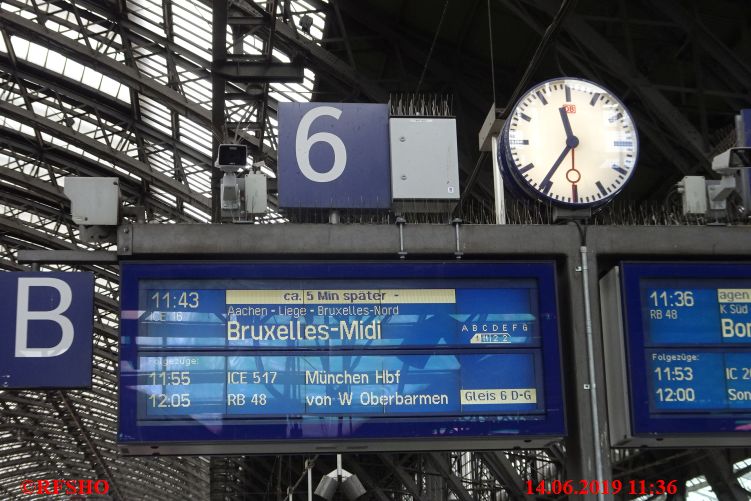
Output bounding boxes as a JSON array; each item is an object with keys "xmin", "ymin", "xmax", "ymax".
[
  {"xmin": 64, "ymin": 177, "xmax": 120, "ymax": 225},
  {"xmin": 244, "ymin": 172, "xmax": 268, "ymax": 214},
  {"xmin": 678, "ymin": 176, "xmax": 707, "ymax": 216},
  {"xmin": 389, "ymin": 117, "xmax": 460, "ymax": 213}
]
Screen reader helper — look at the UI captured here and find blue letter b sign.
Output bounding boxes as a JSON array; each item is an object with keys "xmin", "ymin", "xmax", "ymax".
[{"xmin": 0, "ymin": 272, "xmax": 94, "ymax": 388}]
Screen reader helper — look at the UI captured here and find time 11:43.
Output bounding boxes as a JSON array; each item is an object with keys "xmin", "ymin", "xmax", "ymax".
[{"xmin": 151, "ymin": 291, "xmax": 200, "ymax": 309}]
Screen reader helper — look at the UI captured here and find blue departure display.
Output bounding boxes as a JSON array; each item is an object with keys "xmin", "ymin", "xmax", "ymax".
[
  {"xmin": 118, "ymin": 262, "xmax": 564, "ymax": 452},
  {"xmin": 137, "ymin": 352, "xmax": 543, "ymax": 418},
  {"xmin": 621, "ymin": 263, "xmax": 751, "ymax": 435}
]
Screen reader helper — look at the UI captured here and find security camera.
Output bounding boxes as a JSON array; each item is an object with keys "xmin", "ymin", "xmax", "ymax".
[
  {"xmin": 215, "ymin": 144, "xmax": 248, "ymax": 173},
  {"xmin": 712, "ymin": 147, "xmax": 751, "ymax": 175}
]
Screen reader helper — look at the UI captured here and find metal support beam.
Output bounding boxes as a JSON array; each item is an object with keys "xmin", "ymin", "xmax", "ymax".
[
  {"xmin": 228, "ymin": 16, "xmax": 269, "ymax": 26},
  {"xmin": 66, "ymin": 0, "xmax": 283, "ymax": 126},
  {"xmin": 214, "ymin": 57, "xmax": 305, "ymax": 82},
  {"xmin": 212, "ymin": 0, "xmax": 228, "ymax": 223},
  {"xmin": 51, "ymin": 392, "xmax": 124, "ymax": 501},
  {"xmin": 344, "ymin": 458, "xmax": 391, "ymax": 501},
  {"xmin": 427, "ymin": 453, "xmax": 473, "ymax": 501},
  {"xmin": 0, "ymin": 10, "xmax": 206, "ymax": 128},
  {"xmin": 0, "ymin": 100, "xmax": 210, "ymax": 213},
  {"xmin": 0, "ymin": 127, "xmax": 197, "ymax": 222},
  {"xmin": 334, "ymin": 0, "xmax": 488, "ymax": 112},
  {"xmin": 701, "ymin": 450, "xmax": 749, "ymax": 501},
  {"xmin": 480, "ymin": 452, "xmax": 534, "ymax": 500},
  {"xmin": 377, "ymin": 454, "xmax": 428, "ymax": 501},
  {"xmin": 0, "ymin": 214, "xmax": 80, "ymax": 251},
  {"xmin": 221, "ymin": 0, "xmax": 388, "ymax": 102},
  {"xmin": 646, "ymin": 0, "xmax": 751, "ymax": 91},
  {"xmin": 497, "ymin": 0, "xmax": 700, "ymax": 190},
  {"xmin": 513, "ymin": 0, "xmax": 711, "ymax": 173},
  {"xmin": 0, "ymin": 56, "xmax": 211, "ymax": 168},
  {"xmin": 17, "ymin": 250, "xmax": 118, "ymax": 264},
  {"xmin": 0, "ymin": 8, "xmax": 267, "ymax": 156},
  {"xmin": 0, "ymin": 166, "xmax": 66, "ymax": 203}
]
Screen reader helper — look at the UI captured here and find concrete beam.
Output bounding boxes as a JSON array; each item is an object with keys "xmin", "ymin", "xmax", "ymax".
[
  {"xmin": 588, "ymin": 226, "xmax": 751, "ymax": 256},
  {"xmin": 119, "ymin": 223, "xmax": 579, "ymax": 257}
]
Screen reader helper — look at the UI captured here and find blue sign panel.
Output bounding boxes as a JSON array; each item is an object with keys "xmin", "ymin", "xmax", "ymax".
[
  {"xmin": 119, "ymin": 262, "xmax": 564, "ymax": 453},
  {"xmin": 277, "ymin": 103, "xmax": 391, "ymax": 209},
  {"xmin": 0, "ymin": 272, "xmax": 94, "ymax": 388},
  {"xmin": 137, "ymin": 353, "xmax": 543, "ymax": 419},
  {"xmin": 621, "ymin": 262, "xmax": 751, "ymax": 435}
]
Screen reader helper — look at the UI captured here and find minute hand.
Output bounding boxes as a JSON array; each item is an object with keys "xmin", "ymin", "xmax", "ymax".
[{"xmin": 539, "ymin": 146, "xmax": 571, "ymax": 195}]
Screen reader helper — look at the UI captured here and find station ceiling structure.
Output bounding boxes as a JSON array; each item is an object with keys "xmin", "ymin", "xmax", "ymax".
[{"xmin": 0, "ymin": 0, "xmax": 750, "ymax": 499}]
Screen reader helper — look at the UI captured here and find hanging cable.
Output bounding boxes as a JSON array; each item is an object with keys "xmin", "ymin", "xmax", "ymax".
[
  {"xmin": 487, "ymin": 0, "xmax": 497, "ymax": 106},
  {"xmin": 500, "ymin": 0, "xmax": 578, "ymax": 119},
  {"xmin": 461, "ymin": 0, "xmax": 578, "ymax": 201},
  {"xmin": 416, "ymin": 0, "xmax": 451, "ymax": 93}
]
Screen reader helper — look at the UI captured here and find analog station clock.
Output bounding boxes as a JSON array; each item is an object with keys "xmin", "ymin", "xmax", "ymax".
[{"xmin": 498, "ymin": 78, "xmax": 639, "ymax": 207}]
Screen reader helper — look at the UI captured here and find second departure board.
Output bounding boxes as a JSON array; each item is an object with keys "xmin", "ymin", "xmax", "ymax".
[
  {"xmin": 620, "ymin": 262, "xmax": 751, "ymax": 437},
  {"xmin": 118, "ymin": 262, "xmax": 564, "ymax": 454}
]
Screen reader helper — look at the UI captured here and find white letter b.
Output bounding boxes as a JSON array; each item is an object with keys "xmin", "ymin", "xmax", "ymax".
[{"xmin": 15, "ymin": 277, "xmax": 74, "ymax": 357}]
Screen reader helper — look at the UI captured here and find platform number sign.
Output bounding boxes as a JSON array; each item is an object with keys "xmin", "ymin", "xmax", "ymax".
[
  {"xmin": 278, "ymin": 103, "xmax": 391, "ymax": 209},
  {"xmin": 0, "ymin": 272, "xmax": 94, "ymax": 388}
]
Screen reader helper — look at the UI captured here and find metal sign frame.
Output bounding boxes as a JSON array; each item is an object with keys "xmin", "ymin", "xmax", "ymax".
[
  {"xmin": 118, "ymin": 261, "xmax": 565, "ymax": 455},
  {"xmin": 601, "ymin": 262, "xmax": 751, "ymax": 447}
]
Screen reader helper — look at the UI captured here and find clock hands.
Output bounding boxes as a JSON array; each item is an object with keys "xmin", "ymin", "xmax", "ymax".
[
  {"xmin": 558, "ymin": 106, "xmax": 579, "ymax": 148},
  {"xmin": 540, "ymin": 107, "xmax": 581, "ymax": 195},
  {"xmin": 539, "ymin": 145, "xmax": 571, "ymax": 195}
]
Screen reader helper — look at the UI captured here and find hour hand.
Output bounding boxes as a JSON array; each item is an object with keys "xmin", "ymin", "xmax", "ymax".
[{"xmin": 559, "ymin": 107, "xmax": 579, "ymax": 148}]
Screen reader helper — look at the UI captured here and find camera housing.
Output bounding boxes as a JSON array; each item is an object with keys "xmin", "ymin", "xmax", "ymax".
[
  {"xmin": 215, "ymin": 144, "xmax": 248, "ymax": 173},
  {"xmin": 712, "ymin": 147, "xmax": 751, "ymax": 175}
]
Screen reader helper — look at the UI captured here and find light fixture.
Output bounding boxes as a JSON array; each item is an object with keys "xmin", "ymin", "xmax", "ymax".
[{"xmin": 313, "ymin": 455, "xmax": 366, "ymax": 500}]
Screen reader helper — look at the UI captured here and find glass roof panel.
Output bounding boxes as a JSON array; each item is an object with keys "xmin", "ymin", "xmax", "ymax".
[{"xmin": 0, "ymin": 0, "xmax": 331, "ymax": 494}]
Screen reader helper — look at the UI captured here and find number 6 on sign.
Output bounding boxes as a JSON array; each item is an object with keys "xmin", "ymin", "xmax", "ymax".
[
  {"xmin": 278, "ymin": 102, "xmax": 391, "ymax": 209},
  {"xmin": 296, "ymin": 107, "xmax": 347, "ymax": 183}
]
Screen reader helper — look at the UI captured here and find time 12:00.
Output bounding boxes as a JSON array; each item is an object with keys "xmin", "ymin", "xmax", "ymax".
[{"xmin": 151, "ymin": 291, "xmax": 200, "ymax": 309}]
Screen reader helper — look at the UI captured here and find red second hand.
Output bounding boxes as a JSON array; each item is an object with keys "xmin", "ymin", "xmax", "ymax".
[{"xmin": 566, "ymin": 148, "xmax": 581, "ymax": 202}]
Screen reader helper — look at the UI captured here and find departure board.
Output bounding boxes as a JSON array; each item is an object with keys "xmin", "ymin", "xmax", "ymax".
[
  {"xmin": 118, "ymin": 262, "xmax": 564, "ymax": 454},
  {"xmin": 620, "ymin": 262, "xmax": 751, "ymax": 437}
]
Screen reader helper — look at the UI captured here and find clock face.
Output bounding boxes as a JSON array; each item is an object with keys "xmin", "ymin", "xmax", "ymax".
[{"xmin": 500, "ymin": 78, "xmax": 638, "ymax": 207}]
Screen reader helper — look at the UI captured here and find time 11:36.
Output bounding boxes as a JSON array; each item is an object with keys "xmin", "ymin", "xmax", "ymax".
[{"xmin": 648, "ymin": 290, "xmax": 695, "ymax": 308}]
